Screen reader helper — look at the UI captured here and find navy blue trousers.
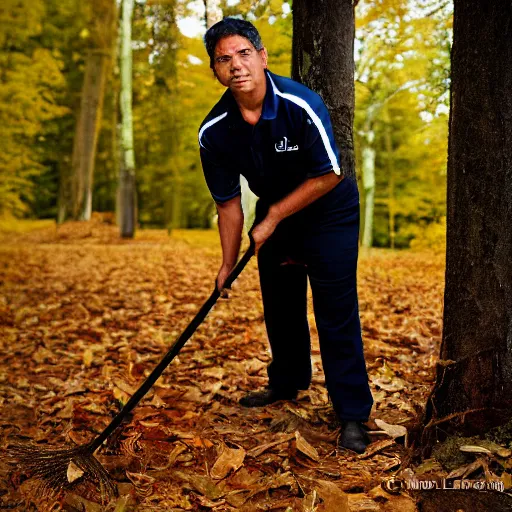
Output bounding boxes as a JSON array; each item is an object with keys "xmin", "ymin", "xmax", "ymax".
[{"xmin": 256, "ymin": 178, "xmax": 373, "ymax": 421}]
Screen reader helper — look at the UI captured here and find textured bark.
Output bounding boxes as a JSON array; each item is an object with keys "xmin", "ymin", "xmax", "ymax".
[
  {"xmin": 361, "ymin": 128, "xmax": 375, "ymax": 249},
  {"xmin": 72, "ymin": 50, "xmax": 109, "ymax": 221},
  {"xmin": 118, "ymin": 0, "xmax": 137, "ymax": 238},
  {"xmin": 415, "ymin": 490, "xmax": 512, "ymax": 512},
  {"xmin": 58, "ymin": 0, "xmax": 115, "ymax": 223},
  {"xmin": 422, "ymin": 0, "xmax": 512, "ymax": 442},
  {"xmin": 292, "ymin": 0, "xmax": 356, "ymax": 179}
]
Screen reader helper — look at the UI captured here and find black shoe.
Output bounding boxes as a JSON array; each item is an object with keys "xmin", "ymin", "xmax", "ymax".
[
  {"xmin": 338, "ymin": 421, "xmax": 371, "ymax": 454},
  {"xmin": 239, "ymin": 388, "xmax": 298, "ymax": 407}
]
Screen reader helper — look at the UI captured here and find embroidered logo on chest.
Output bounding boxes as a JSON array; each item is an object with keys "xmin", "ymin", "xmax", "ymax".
[{"xmin": 275, "ymin": 136, "xmax": 299, "ymax": 152}]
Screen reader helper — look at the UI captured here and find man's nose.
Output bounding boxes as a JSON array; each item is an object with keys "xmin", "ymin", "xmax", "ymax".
[{"xmin": 230, "ymin": 54, "xmax": 242, "ymax": 72}]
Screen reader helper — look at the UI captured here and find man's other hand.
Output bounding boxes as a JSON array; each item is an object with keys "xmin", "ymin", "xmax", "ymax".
[
  {"xmin": 217, "ymin": 264, "xmax": 233, "ymax": 296},
  {"xmin": 251, "ymin": 215, "xmax": 279, "ymax": 255}
]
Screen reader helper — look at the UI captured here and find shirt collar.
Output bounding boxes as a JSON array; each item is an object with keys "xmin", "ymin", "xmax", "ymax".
[{"xmin": 224, "ymin": 69, "xmax": 279, "ymax": 122}]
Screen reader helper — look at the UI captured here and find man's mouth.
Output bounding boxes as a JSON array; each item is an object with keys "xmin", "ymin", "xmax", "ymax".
[{"xmin": 232, "ymin": 76, "xmax": 250, "ymax": 84}]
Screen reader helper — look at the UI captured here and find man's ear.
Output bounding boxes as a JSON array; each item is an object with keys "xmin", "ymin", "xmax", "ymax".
[{"xmin": 260, "ymin": 47, "xmax": 269, "ymax": 68}]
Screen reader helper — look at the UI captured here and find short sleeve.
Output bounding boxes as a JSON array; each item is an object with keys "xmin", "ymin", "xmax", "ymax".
[
  {"xmin": 200, "ymin": 144, "xmax": 241, "ymax": 204},
  {"xmin": 302, "ymin": 97, "xmax": 342, "ymax": 178}
]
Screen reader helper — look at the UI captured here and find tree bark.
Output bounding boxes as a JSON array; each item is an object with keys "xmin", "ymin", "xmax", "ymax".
[
  {"xmin": 118, "ymin": 0, "xmax": 137, "ymax": 238},
  {"xmin": 383, "ymin": 106, "xmax": 395, "ymax": 250},
  {"xmin": 422, "ymin": 0, "xmax": 512, "ymax": 446},
  {"xmin": 72, "ymin": 50, "xmax": 109, "ymax": 221},
  {"xmin": 292, "ymin": 0, "xmax": 356, "ymax": 179},
  {"xmin": 58, "ymin": 0, "xmax": 115, "ymax": 223},
  {"xmin": 361, "ymin": 127, "xmax": 375, "ymax": 249}
]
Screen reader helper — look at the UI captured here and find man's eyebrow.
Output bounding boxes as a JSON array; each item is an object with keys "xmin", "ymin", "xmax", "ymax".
[{"xmin": 215, "ymin": 47, "xmax": 253, "ymax": 59}]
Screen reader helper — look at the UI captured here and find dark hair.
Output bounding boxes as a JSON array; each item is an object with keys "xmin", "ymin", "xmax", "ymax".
[{"xmin": 204, "ymin": 17, "xmax": 264, "ymax": 69}]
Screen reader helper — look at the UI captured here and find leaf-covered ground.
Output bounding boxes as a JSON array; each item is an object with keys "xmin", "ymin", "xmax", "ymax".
[{"xmin": 0, "ymin": 220, "xmax": 444, "ymax": 511}]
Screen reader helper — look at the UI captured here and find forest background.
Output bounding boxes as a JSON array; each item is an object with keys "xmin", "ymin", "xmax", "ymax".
[{"xmin": 0, "ymin": 0, "xmax": 452, "ymax": 249}]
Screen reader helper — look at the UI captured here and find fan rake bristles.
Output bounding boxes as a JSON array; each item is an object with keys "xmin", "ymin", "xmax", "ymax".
[{"xmin": 8, "ymin": 442, "xmax": 117, "ymax": 502}]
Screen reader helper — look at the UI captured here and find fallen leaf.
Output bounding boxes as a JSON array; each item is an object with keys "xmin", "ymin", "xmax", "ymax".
[
  {"xmin": 374, "ymin": 418, "xmax": 407, "ymax": 439},
  {"xmin": 314, "ymin": 479, "xmax": 349, "ymax": 512},
  {"xmin": 459, "ymin": 445, "xmax": 492, "ymax": 455},
  {"xmin": 126, "ymin": 471, "xmax": 155, "ymax": 498},
  {"xmin": 210, "ymin": 443, "xmax": 246, "ymax": 479},
  {"xmin": 67, "ymin": 460, "xmax": 84, "ymax": 483},
  {"xmin": 357, "ymin": 439, "xmax": 395, "ymax": 459},
  {"xmin": 247, "ymin": 433, "xmax": 295, "ymax": 458},
  {"xmin": 83, "ymin": 348, "xmax": 94, "ymax": 367},
  {"xmin": 295, "ymin": 430, "xmax": 320, "ymax": 462}
]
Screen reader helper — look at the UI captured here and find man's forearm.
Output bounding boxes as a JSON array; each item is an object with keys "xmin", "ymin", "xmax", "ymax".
[
  {"xmin": 250, "ymin": 171, "xmax": 344, "ymax": 254},
  {"xmin": 216, "ymin": 195, "xmax": 244, "ymax": 269},
  {"xmin": 268, "ymin": 171, "xmax": 344, "ymax": 224}
]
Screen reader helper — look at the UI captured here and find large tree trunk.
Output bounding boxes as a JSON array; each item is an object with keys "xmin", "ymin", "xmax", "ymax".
[
  {"xmin": 422, "ymin": 0, "xmax": 512, "ymax": 447},
  {"xmin": 292, "ymin": 0, "xmax": 356, "ymax": 179},
  {"xmin": 118, "ymin": 0, "xmax": 137, "ymax": 238}
]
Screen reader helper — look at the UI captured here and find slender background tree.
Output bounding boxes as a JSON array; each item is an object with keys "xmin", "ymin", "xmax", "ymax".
[
  {"xmin": 58, "ymin": 0, "xmax": 116, "ymax": 222},
  {"xmin": 118, "ymin": 0, "xmax": 136, "ymax": 237}
]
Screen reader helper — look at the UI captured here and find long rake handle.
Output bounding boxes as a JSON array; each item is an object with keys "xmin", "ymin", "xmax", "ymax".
[{"xmin": 89, "ymin": 241, "xmax": 255, "ymax": 452}]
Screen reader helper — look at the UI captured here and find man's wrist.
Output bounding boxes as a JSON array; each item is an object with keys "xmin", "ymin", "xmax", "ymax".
[{"xmin": 267, "ymin": 204, "xmax": 284, "ymax": 225}]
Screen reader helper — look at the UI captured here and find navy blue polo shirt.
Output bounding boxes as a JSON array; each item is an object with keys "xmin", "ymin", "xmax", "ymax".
[{"xmin": 198, "ymin": 70, "xmax": 343, "ymax": 206}]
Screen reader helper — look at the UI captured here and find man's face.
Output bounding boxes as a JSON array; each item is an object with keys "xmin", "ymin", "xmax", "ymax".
[{"xmin": 213, "ymin": 35, "xmax": 268, "ymax": 94}]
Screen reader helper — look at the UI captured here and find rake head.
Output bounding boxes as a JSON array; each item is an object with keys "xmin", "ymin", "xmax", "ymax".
[{"xmin": 7, "ymin": 443, "xmax": 117, "ymax": 503}]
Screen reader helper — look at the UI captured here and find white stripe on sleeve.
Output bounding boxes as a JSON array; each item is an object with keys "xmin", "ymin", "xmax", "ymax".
[
  {"xmin": 198, "ymin": 112, "xmax": 228, "ymax": 149},
  {"xmin": 268, "ymin": 75, "xmax": 341, "ymax": 175}
]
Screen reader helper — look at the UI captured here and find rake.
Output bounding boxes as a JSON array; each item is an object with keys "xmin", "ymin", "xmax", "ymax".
[{"xmin": 8, "ymin": 240, "xmax": 255, "ymax": 502}]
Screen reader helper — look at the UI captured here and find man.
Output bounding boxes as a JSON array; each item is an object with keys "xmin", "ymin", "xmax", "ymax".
[{"xmin": 199, "ymin": 18, "xmax": 373, "ymax": 453}]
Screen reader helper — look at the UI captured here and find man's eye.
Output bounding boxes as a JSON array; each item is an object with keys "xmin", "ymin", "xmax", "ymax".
[{"xmin": 217, "ymin": 57, "xmax": 230, "ymax": 63}]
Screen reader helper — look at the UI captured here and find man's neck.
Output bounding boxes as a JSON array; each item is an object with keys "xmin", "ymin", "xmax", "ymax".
[{"xmin": 232, "ymin": 79, "xmax": 267, "ymax": 125}]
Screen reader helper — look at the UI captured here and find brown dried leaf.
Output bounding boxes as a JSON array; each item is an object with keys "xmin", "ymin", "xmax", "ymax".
[
  {"xmin": 210, "ymin": 443, "xmax": 246, "ymax": 480},
  {"xmin": 126, "ymin": 471, "xmax": 155, "ymax": 498},
  {"xmin": 357, "ymin": 439, "xmax": 395, "ymax": 459},
  {"xmin": 67, "ymin": 460, "xmax": 84, "ymax": 483},
  {"xmin": 247, "ymin": 433, "xmax": 295, "ymax": 458},
  {"xmin": 447, "ymin": 458, "xmax": 485, "ymax": 479},
  {"xmin": 374, "ymin": 418, "xmax": 407, "ymax": 439},
  {"xmin": 295, "ymin": 430, "xmax": 320, "ymax": 462},
  {"xmin": 83, "ymin": 348, "xmax": 94, "ymax": 368},
  {"xmin": 314, "ymin": 479, "xmax": 349, "ymax": 512}
]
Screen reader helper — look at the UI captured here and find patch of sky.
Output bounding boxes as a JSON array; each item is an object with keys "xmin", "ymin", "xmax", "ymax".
[
  {"xmin": 187, "ymin": 54, "xmax": 203, "ymax": 65},
  {"xmin": 177, "ymin": 16, "xmax": 205, "ymax": 38},
  {"xmin": 436, "ymin": 104, "xmax": 449, "ymax": 116},
  {"xmin": 420, "ymin": 111, "xmax": 434, "ymax": 123},
  {"xmin": 177, "ymin": 0, "xmax": 205, "ymax": 38}
]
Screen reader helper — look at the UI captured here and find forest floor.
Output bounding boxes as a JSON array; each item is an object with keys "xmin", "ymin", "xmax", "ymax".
[{"xmin": 0, "ymin": 217, "xmax": 445, "ymax": 511}]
